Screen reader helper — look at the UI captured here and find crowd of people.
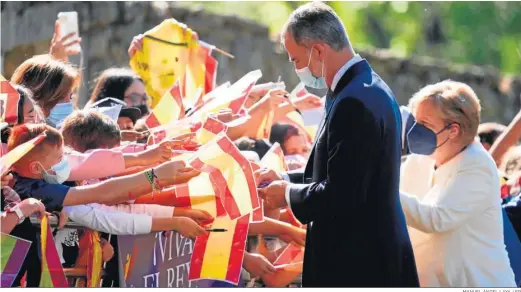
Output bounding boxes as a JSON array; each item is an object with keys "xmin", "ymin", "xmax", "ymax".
[{"xmin": 1, "ymin": 1, "xmax": 521, "ymax": 288}]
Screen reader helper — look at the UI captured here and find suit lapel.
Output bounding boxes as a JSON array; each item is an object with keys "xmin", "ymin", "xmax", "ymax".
[{"xmin": 303, "ymin": 60, "xmax": 372, "ymax": 178}]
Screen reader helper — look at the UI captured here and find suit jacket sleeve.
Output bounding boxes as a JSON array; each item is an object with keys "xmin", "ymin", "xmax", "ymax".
[
  {"xmin": 288, "ymin": 97, "xmax": 381, "ymax": 224},
  {"xmin": 287, "ymin": 169, "xmax": 305, "ymax": 184}
]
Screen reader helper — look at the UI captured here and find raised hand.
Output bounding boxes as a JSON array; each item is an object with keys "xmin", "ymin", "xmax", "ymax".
[{"xmin": 49, "ymin": 20, "xmax": 81, "ymax": 61}]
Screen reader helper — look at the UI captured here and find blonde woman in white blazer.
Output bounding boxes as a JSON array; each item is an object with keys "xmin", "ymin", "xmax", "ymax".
[{"xmin": 400, "ymin": 80, "xmax": 516, "ymax": 287}]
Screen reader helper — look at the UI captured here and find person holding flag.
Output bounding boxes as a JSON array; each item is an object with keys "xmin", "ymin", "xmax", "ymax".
[{"xmin": 256, "ymin": 2, "xmax": 419, "ymax": 287}]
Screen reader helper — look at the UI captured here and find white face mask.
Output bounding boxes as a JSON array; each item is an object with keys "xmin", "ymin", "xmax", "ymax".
[
  {"xmin": 39, "ymin": 157, "xmax": 71, "ymax": 184},
  {"xmin": 285, "ymin": 154, "xmax": 307, "ymax": 164},
  {"xmin": 295, "ymin": 48, "xmax": 327, "ymax": 89}
]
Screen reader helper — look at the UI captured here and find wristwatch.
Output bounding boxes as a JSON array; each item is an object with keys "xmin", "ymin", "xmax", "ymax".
[{"xmin": 5, "ymin": 203, "xmax": 25, "ymax": 224}]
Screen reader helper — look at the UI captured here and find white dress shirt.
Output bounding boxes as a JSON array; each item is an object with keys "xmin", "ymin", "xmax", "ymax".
[
  {"xmin": 284, "ymin": 54, "xmax": 363, "ymax": 207},
  {"xmin": 400, "ymin": 142, "xmax": 516, "ymax": 287}
]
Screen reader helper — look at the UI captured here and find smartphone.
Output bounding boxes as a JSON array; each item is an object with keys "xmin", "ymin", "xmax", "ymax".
[{"xmin": 57, "ymin": 11, "xmax": 81, "ymax": 52}]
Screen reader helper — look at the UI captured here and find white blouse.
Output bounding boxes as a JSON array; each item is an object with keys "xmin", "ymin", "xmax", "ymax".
[{"xmin": 400, "ymin": 142, "xmax": 516, "ymax": 287}]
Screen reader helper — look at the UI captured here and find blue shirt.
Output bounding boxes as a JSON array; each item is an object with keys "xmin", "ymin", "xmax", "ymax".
[{"xmin": 12, "ymin": 173, "xmax": 70, "ymax": 212}]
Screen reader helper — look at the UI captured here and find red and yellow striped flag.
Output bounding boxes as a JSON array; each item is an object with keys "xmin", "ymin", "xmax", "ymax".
[
  {"xmin": 189, "ymin": 70, "xmax": 261, "ymax": 121},
  {"xmin": 39, "ymin": 215, "xmax": 68, "ymax": 287},
  {"xmin": 189, "ymin": 214, "xmax": 250, "ymax": 285},
  {"xmin": 0, "ymin": 132, "xmax": 46, "ymax": 176},
  {"xmin": 181, "ymin": 43, "xmax": 218, "ymax": 107},
  {"xmin": 260, "ymin": 142, "xmax": 288, "ymax": 173},
  {"xmin": 135, "ymin": 172, "xmax": 227, "ymax": 218},
  {"xmin": 254, "ymin": 110, "xmax": 274, "ymax": 140},
  {"xmin": 273, "ymin": 244, "xmax": 304, "ymax": 273},
  {"xmin": 191, "ymin": 82, "xmax": 232, "ymax": 112},
  {"xmin": 288, "ymin": 83, "xmax": 320, "ymax": 142},
  {"xmin": 0, "ymin": 75, "xmax": 20, "ymax": 124},
  {"xmin": 145, "ymin": 80, "xmax": 185, "ymax": 129},
  {"xmin": 189, "ymin": 135, "xmax": 260, "ymax": 220},
  {"xmin": 147, "ymin": 119, "xmax": 202, "ymax": 145},
  {"xmin": 249, "ymin": 161, "xmax": 265, "ymax": 222},
  {"xmin": 77, "ymin": 230, "xmax": 103, "ymax": 287},
  {"xmin": 195, "ymin": 116, "xmax": 227, "ymax": 145}
]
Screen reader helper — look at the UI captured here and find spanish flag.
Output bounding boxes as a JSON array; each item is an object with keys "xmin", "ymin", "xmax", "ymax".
[
  {"xmin": 287, "ymin": 83, "xmax": 321, "ymax": 142},
  {"xmin": 273, "ymin": 244, "xmax": 304, "ymax": 273},
  {"xmin": 189, "ymin": 70, "xmax": 261, "ymax": 121},
  {"xmin": 260, "ymin": 142, "xmax": 288, "ymax": 173},
  {"xmin": 147, "ymin": 119, "xmax": 202, "ymax": 145},
  {"xmin": 1, "ymin": 233, "xmax": 31, "ymax": 288},
  {"xmin": 190, "ymin": 82, "xmax": 232, "ymax": 112},
  {"xmin": 189, "ymin": 214, "xmax": 250, "ymax": 285},
  {"xmin": 189, "ymin": 135, "xmax": 260, "ymax": 220},
  {"xmin": 254, "ymin": 110, "xmax": 274, "ymax": 140},
  {"xmin": 134, "ymin": 172, "xmax": 226, "ymax": 218},
  {"xmin": 181, "ymin": 42, "xmax": 218, "ymax": 107},
  {"xmin": 195, "ymin": 116, "xmax": 227, "ymax": 145},
  {"xmin": 39, "ymin": 215, "xmax": 68, "ymax": 287},
  {"xmin": 129, "ymin": 19, "xmax": 198, "ymax": 107},
  {"xmin": 77, "ymin": 230, "xmax": 103, "ymax": 288},
  {"xmin": 0, "ymin": 132, "xmax": 46, "ymax": 176},
  {"xmin": 0, "ymin": 75, "xmax": 20, "ymax": 125},
  {"xmin": 145, "ymin": 80, "xmax": 185, "ymax": 129},
  {"xmin": 250, "ymin": 203, "xmax": 264, "ymax": 223}
]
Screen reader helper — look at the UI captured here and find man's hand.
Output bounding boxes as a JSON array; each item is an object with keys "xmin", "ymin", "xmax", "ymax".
[
  {"xmin": 254, "ymin": 168, "xmax": 283, "ymax": 186},
  {"xmin": 258, "ymin": 181, "xmax": 289, "ymax": 210},
  {"xmin": 121, "ymin": 130, "xmax": 145, "ymax": 142},
  {"xmin": 293, "ymin": 93, "xmax": 323, "ymax": 111},
  {"xmin": 18, "ymin": 198, "xmax": 46, "ymax": 218},
  {"xmin": 243, "ymin": 252, "xmax": 276, "ymax": 279},
  {"xmin": 50, "ymin": 21, "xmax": 81, "ymax": 61}
]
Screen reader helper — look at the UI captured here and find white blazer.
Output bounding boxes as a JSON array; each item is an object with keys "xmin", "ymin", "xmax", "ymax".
[{"xmin": 400, "ymin": 141, "xmax": 516, "ymax": 287}]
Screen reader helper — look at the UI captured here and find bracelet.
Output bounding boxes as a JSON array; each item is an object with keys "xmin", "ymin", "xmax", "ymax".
[{"xmin": 145, "ymin": 169, "xmax": 161, "ymax": 199}]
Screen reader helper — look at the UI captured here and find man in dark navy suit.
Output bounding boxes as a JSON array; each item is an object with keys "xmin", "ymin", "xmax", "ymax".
[{"xmin": 256, "ymin": 2, "xmax": 419, "ymax": 287}]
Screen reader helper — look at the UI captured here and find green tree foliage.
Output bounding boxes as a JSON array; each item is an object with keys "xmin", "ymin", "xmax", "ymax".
[{"xmin": 176, "ymin": 1, "xmax": 521, "ymax": 73}]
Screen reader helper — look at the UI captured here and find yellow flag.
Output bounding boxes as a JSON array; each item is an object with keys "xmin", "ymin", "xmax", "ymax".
[{"xmin": 130, "ymin": 19, "xmax": 198, "ymax": 107}]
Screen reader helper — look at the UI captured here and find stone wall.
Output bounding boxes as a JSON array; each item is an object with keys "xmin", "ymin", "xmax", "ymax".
[{"xmin": 2, "ymin": 1, "xmax": 521, "ymax": 124}]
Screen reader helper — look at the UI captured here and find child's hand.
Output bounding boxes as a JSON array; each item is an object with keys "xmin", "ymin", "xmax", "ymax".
[
  {"xmin": 243, "ymin": 252, "xmax": 276, "ymax": 279},
  {"xmin": 172, "ymin": 217, "xmax": 207, "ymax": 239},
  {"xmin": 173, "ymin": 208, "xmax": 214, "ymax": 226},
  {"xmin": 100, "ymin": 238, "xmax": 114, "ymax": 262},
  {"xmin": 278, "ymin": 225, "xmax": 306, "ymax": 247}
]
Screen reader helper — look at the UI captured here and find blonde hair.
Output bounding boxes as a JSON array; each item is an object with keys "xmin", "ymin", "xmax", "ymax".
[{"xmin": 408, "ymin": 80, "xmax": 481, "ymax": 145}]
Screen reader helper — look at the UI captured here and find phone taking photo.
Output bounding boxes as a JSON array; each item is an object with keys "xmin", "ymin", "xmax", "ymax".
[{"xmin": 57, "ymin": 11, "xmax": 81, "ymax": 52}]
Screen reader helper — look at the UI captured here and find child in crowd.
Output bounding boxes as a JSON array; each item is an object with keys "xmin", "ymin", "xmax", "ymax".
[{"xmin": 6, "ymin": 123, "xmax": 202, "ymax": 286}]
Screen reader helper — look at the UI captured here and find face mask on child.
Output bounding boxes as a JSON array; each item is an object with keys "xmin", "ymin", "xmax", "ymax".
[{"xmin": 38, "ymin": 157, "xmax": 71, "ymax": 184}]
